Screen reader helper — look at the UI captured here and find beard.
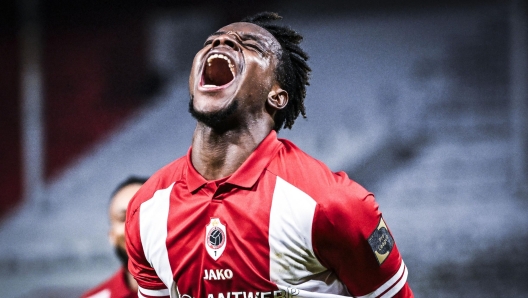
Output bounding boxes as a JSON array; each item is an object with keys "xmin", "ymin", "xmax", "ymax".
[
  {"xmin": 188, "ymin": 95, "xmax": 239, "ymax": 130},
  {"xmin": 114, "ymin": 245, "xmax": 129, "ymax": 269}
]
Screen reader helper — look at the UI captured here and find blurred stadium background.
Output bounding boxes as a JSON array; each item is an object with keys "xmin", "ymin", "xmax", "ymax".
[{"xmin": 1, "ymin": 0, "xmax": 527, "ymax": 297}]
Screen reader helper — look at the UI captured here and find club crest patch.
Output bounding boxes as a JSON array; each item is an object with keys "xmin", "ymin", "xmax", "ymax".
[
  {"xmin": 205, "ymin": 218, "xmax": 226, "ymax": 261},
  {"xmin": 368, "ymin": 217, "xmax": 394, "ymax": 265}
]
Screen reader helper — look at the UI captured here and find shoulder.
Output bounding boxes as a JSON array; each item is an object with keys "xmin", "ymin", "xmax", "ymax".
[
  {"xmin": 270, "ymin": 138, "xmax": 371, "ymax": 204},
  {"xmin": 128, "ymin": 156, "xmax": 186, "ymax": 211},
  {"xmin": 269, "ymin": 138, "xmax": 331, "ymax": 183},
  {"xmin": 147, "ymin": 155, "xmax": 187, "ymax": 191},
  {"xmin": 271, "ymin": 138, "xmax": 377, "ymax": 236}
]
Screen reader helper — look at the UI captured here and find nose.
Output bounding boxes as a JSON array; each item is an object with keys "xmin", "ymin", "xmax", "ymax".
[{"xmin": 211, "ymin": 33, "xmax": 239, "ymax": 51}]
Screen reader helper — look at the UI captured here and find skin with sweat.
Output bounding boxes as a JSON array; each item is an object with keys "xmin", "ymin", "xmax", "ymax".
[{"xmin": 189, "ymin": 22, "xmax": 289, "ymax": 181}]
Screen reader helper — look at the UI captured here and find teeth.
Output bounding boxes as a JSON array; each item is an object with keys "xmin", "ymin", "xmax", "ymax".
[{"xmin": 207, "ymin": 54, "xmax": 235, "ymax": 77}]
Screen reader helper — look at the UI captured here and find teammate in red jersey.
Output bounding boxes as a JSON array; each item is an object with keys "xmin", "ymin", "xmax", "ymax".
[
  {"xmin": 82, "ymin": 176, "xmax": 148, "ymax": 298},
  {"xmin": 126, "ymin": 12, "xmax": 413, "ymax": 298}
]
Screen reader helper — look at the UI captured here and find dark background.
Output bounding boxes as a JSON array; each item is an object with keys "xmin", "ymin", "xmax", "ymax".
[{"xmin": 1, "ymin": 0, "xmax": 526, "ymax": 297}]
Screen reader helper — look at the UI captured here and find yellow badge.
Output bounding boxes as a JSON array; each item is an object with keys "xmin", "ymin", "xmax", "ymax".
[{"xmin": 367, "ymin": 217, "xmax": 395, "ymax": 265}]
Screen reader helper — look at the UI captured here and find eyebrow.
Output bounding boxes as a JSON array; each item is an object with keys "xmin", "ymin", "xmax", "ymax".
[{"xmin": 208, "ymin": 31, "xmax": 267, "ymax": 48}]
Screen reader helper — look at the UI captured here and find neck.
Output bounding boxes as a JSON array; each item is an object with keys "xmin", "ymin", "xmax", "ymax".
[
  {"xmin": 191, "ymin": 122, "xmax": 272, "ymax": 180},
  {"xmin": 125, "ymin": 269, "xmax": 138, "ymax": 293}
]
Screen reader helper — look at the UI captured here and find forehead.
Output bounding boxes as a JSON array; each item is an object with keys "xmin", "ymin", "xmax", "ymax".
[
  {"xmin": 216, "ymin": 22, "xmax": 281, "ymax": 51},
  {"xmin": 110, "ymin": 184, "xmax": 142, "ymax": 212}
]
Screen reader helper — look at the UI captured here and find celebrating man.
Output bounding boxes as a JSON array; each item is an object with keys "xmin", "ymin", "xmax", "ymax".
[{"xmin": 126, "ymin": 12, "xmax": 413, "ymax": 298}]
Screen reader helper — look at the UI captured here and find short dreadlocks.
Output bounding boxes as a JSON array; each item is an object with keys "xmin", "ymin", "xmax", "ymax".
[{"xmin": 241, "ymin": 12, "xmax": 311, "ymax": 132}]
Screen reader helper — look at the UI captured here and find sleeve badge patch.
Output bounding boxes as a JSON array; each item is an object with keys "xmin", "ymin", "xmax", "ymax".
[{"xmin": 367, "ymin": 217, "xmax": 395, "ymax": 265}]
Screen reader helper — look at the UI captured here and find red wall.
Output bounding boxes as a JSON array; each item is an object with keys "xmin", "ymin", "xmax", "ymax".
[
  {"xmin": 0, "ymin": 34, "xmax": 22, "ymax": 219},
  {"xmin": 43, "ymin": 18, "xmax": 150, "ymax": 178},
  {"xmin": 0, "ymin": 9, "xmax": 152, "ymax": 219}
]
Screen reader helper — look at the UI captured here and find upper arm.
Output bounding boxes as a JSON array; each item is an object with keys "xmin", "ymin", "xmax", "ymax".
[
  {"xmin": 312, "ymin": 192, "xmax": 411, "ymax": 297},
  {"xmin": 125, "ymin": 187, "xmax": 170, "ymax": 297}
]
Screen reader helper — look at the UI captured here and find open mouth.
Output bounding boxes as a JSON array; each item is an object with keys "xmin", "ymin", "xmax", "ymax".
[{"xmin": 202, "ymin": 54, "xmax": 235, "ymax": 87}]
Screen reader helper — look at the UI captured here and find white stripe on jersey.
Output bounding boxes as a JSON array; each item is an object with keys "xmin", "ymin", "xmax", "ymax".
[
  {"xmin": 138, "ymin": 286, "xmax": 171, "ymax": 297},
  {"xmin": 356, "ymin": 261, "xmax": 408, "ymax": 298},
  {"xmin": 140, "ymin": 183, "xmax": 175, "ymax": 294},
  {"xmin": 269, "ymin": 177, "xmax": 349, "ymax": 295}
]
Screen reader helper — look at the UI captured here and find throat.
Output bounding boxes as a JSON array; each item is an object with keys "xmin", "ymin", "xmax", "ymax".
[{"xmin": 191, "ymin": 132, "xmax": 257, "ymax": 181}]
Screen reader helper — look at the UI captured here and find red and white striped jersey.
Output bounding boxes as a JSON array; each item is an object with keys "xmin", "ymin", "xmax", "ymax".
[{"xmin": 126, "ymin": 131, "xmax": 411, "ymax": 298}]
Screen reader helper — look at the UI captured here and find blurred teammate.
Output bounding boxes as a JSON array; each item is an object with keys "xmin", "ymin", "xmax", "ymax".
[
  {"xmin": 82, "ymin": 176, "xmax": 148, "ymax": 298},
  {"xmin": 126, "ymin": 12, "xmax": 413, "ymax": 298}
]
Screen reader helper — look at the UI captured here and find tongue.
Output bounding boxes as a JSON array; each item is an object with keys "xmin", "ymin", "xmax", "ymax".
[{"xmin": 204, "ymin": 59, "xmax": 233, "ymax": 86}]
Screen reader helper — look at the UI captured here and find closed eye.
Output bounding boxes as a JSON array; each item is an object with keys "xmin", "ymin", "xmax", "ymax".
[{"xmin": 243, "ymin": 42, "xmax": 263, "ymax": 53}]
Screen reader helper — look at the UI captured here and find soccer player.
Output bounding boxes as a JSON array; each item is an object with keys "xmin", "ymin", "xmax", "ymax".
[
  {"xmin": 126, "ymin": 12, "xmax": 413, "ymax": 298},
  {"xmin": 82, "ymin": 176, "xmax": 148, "ymax": 298}
]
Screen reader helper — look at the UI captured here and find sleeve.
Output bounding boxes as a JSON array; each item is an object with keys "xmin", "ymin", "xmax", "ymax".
[
  {"xmin": 125, "ymin": 189, "xmax": 170, "ymax": 298},
  {"xmin": 312, "ymin": 174, "xmax": 413, "ymax": 297}
]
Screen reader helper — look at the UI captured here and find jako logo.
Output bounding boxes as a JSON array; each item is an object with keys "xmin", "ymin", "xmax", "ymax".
[{"xmin": 204, "ymin": 269, "xmax": 234, "ymax": 280}]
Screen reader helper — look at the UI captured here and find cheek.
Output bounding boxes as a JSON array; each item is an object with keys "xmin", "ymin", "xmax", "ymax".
[
  {"xmin": 118, "ymin": 223, "xmax": 126, "ymax": 236},
  {"xmin": 112, "ymin": 223, "xmax": 126, "ymax": 241},
  {"xmin": 190, "ymin": 50, "xmax": 207, "ymax": 84},
  {"xmin": 255, "ymin": 56, "xmax": 272, "ymax": 72},
  {"xmin": 247, "ymin": 57, "xmax": 274, "ymax": 89}
]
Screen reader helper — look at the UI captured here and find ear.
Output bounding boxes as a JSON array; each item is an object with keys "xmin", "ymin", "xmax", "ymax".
[{"xmin": 267, "ymin": 85, "xmax": 288, "ymax": 111}]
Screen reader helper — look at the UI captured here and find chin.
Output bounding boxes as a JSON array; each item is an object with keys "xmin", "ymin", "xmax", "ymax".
[
  {"xmin": 114, "ymin": 246, "xmax": 129, "ymax": 268},
  {"xmin": 189, "ymin": 96, "xmax": 239, "ymax": 129}
]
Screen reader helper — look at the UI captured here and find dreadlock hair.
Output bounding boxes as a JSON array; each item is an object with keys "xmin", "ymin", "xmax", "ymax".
[{"xmin": 241, "ymin": 12, "xmax": 311, "ymax": 132}]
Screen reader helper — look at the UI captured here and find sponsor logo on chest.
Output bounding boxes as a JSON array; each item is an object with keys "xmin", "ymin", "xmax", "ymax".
[
  {"xmin": 205, "ymin": 217, "xmax": 227, "ymax": 260},
  {"xmin": 185, "ymin": 289, "xmax": 300, "ymax": 298},
  {"xmin": 203, "ymin": 268, "xmax": 233, "ymax": 280}
]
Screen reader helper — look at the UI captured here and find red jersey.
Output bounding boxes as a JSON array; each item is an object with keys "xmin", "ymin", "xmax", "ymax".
[
  {"xmin": 126, "ymin": 131, "xmax": 412, "ymax": 298},
  {"xmin": 81, "ymin": 267, "xmax": 137, "ymax": 298}
]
